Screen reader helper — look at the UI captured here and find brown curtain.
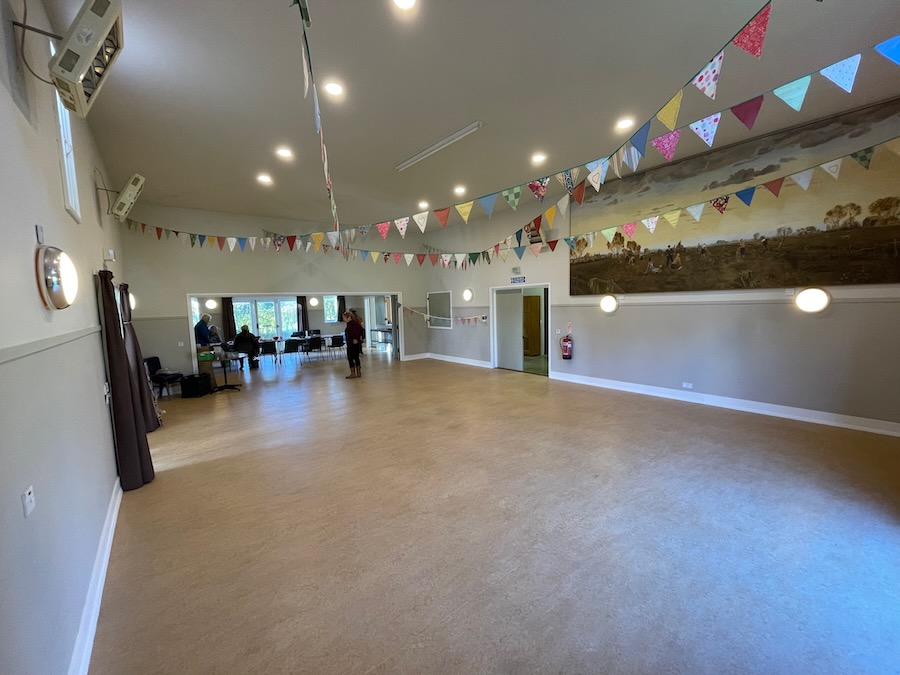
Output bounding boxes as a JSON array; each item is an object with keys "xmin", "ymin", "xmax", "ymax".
[
  {"xmin": 338, "ymin": 295, "xmax": 346, "ymax": 317},
  {"xmin": 119, "ymin": 283, "xmax": 160, "ymax": 433},
  {"xmin": 98, "ymin": 271, "xmax": 154, "ymax": 490},
  {"xmin": 222, "ymin": 297, "xmax": 236, "ymax": 340},
  {"xmin": 297, "ymin": 296, "xmax": 309, "ymax": 333}
]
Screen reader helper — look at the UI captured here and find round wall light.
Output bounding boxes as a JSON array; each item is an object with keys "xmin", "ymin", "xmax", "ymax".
[
  {"xmin": 205, "ymin": 299, "xmax": 218, "ymax": 310},
  {"xmin": 36, "ymin": 245, "xmax": 78, "ymax": 310},
  {"xmin": 309, "ymin": 297, "xmax": 320, "ymax": 307},
  {"xmin": 129, "ymin": 293, "xmax": 136, "ymax": 311},
  {"xmin": 599, "ymin": 294, "xmax": 619, "ymax": 314},
  {"xmin": 794, "ymin": 287, "xmax": 830, "ymax": 313},
  {"xmin": 462, "ymin": 288, "xmax": 473, "ymax": 302}
]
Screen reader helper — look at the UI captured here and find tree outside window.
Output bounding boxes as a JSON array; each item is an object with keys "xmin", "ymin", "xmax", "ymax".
[{"xmin": 323, "ymin": 295, "xmax": 338, "ymax": 323}]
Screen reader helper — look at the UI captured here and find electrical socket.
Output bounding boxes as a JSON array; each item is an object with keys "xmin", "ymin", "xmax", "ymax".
[
  {"xmin": 22, "ymin": 486, "xmax": 35, "ymax": 518},
  {"xmin": 177, "ymin": 341, "xmax": 185, "ymax": 347},
  {"xmin": 682, "ymin": 382, "xmax": 694, "ymax": 390}
]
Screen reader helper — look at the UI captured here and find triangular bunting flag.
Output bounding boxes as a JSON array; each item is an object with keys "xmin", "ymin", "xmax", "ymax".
[
  {"xmin": 140, "ymin": 222, "xmax": 147, "ymax": 233},
  {"xmin": 394, "ymin": 217, "xmax": 409, "ymax": 238},
  {"xmin": 572, "ymin": 181, "xmax": 587, "ymax": 206},
  {"xmin": 527, "ymin": 178, "xmax": 550, "ymax": 202},
  {"xmin": 651, "ymin": 129, "xmax": 681, "ymax": 162},
  {"xmin": 819, "ymin": 158, "xmax": 843, "ymax": 180},
  {"xmin": 227, "ymin": 237, "xmax": 238, "ymax": 251},
  {"xmin": 557, "ymin": 193, "xmax": 570, "ymax": 217},
  {"xmin": 730, "ymin": 95, "xmax": 765, "ymax": 131},
  {"xmin": 454, "ymin": 253, "xmax": 466, "ymax": 266},
  {"xmin": 875, "ymin": 35, "xmax": 900, "ymax": 66},
  {"xmin": 530, "ymin": 243, "xmax": 542, "ymax": 257},
  {"xmin": 440, "ymin": 254, "xmax": 452, "ymax": 268},
  {"xmin": 468, "ymin": 252, "xmax": 480, "ymax": 265},
  {"xmin": 556, "ymin": 169, "xmax": 576, "ymax": 194},
  {"xmin": 545, "ymin": 205, "xmax": 556, "ymax": 227},
  {"xmin": 498, "ymin": 248, "xmax": 509, "ymax": 262},
  {"xmin": 428, "ymin": 253, "xmax": 439, "ymax": 267},
  {"xmin": 547, "ymin": 240, "xmax": 559, "ymax": 252},
  {"xmin": 622, "ymin": 222, "xmax": 637, "ymax": 239},
  {"xmin": 689, "ymin": 113, "xmax": 721, "ymax": 148},
  {"xmin": 710, "ymin": 196, "xmax": 730, "ymax": 214},
  {"xmin": 416, "ymin": 253, "xmax": 426, "ymax": 266},
  {"xmin": 405, "ymin": 253, "xmax": 416, "ymax": 266},
  {"xmin": 238, "ymin": 237, "xmax": 247, "ymax": 252},
  {"xmin": 587, "ymin": 167, "xmax": 603, "ymax": 192},
  {"xmin": 376, "ymin": 221, "xmax": 391, "ymax": 239},
  {"xmin": 735, "ymin": 187, "xmax": 756, "ymax": 207},
  {"xmin": 532, "ymin": 215, "xmax": 542, "ymax": 234},
  {"xmin": 217, "ymin": 237, "xmax": 226, "ymax": 251},
  {"xmin": 478, "ymin": 194, "xmax": 497, "ymax": 218},
  {"xmin": 371, "ymin": 251, "xmax": 381, "ymax": 264},
  {"xmin": 762, "ymin": 177, "xmax": 785, "ymax": 197},
  {"xmin": 622, "ymin": 145, "xmax": 641, "ymax": 172},
  {"xmin": 851, "ymin": 147, "xmax": 874, "ymax": 169},
  {"xmin": 732, "ymin": 3, "xmax": 771, "ymax": 58},
  {"xmin": 360, "ymin": 250, "xmax": 370, "ymax": 262},
  {"xmin": 358, "ymin": 224, "xmax": 371, "ymax": 239},
  {"xmin": 642, "ymin": 216, "xmax": 659, "ymax": 233},
  {"xmin": 662, "ymin": 209, "xmax": 681, "ymax": 228},
  {"xmin": 630, "ymin": 121, "xmax": 651, "ymax": 157},
  {"xmin": 434, "ymin": 207, "xmax": 451, "ymax": 227},
  {"xmin": 515, "ymin": 229, "xmax": 523, "ymax": 246},
  {"xmin": 790, "ymin": 169, "xmax": 814, "ymax": 190},
  {"xmin": 691, "ymin": 51, "xmax": 724, "ymax": 100},
  {"xmin": 455, "ymin": 201, "xmax": 474, "ymax": 223},
  {"xmin": 198, "ymin": 234, "xmax": 206, "ymax": 247},
  {"xmin": 513, "ymin": 246, "xmax": 526, "ymax": 260},
  {"xmin": 564, "ymin": 236, "xmax": 578, "ymax": 252},
  {"xmin": 502, "ymin": 186, "xmax": 522, "ymax": 210},
  {"xmin": 248, "ymin": 237, "xmax": 257, "ymax": 251},
  {"xmin": 773, "ymin": 75, "xmax": 811, "ymax": 112},
  {"xmin": 820, "ymin": 53, "xmax": 861, "ymax": 93},
  {"xmin": 600, "ymin": 227, "xmax": 617, "ymax": 243},
  {"xmin": 261, "ymin": 237, "xmax": 271, "ymax": 252},
  {"xmin": 189, "ymin": 234, "xmax": 197, "ymax": 247},
  {"xmin": 687, "ymin": 203, "xmax": 705, "ymax": 222},
  {"xmin": 392, "ymin": 253, "xmax": 402, "ymax": 265},
  {"xmin": 413, "ymin": 211, "xmax": 428, "ymax": 233},
  {"xmin": 657, "ymin": 91, "xmax": 682, "ymax": 131},
  {"xmin": 155, "ymin": 227, "xmax": 163, "ymax": 240},
  {"xmin": 311, "ymin": 232, "xmax": 324, "ymax": 252},
  {"xmin": 585, "ymin": 232, "xmax": 596, "ymax": 247},
  {"xmin": 326, "ymin": 231, "xmax": 340, "ymax": 248}
]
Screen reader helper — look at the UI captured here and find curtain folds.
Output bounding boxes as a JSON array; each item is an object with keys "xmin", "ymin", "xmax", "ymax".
[
  {"xmin": 297, "ymin": 296, "xmax": 309, "ymax": 334},
  {"xmin": 222, "ymin": 297, "xmax": 236, "ymax": 340},
  {"xmin": 338, "ymin": 295, "xmax": 346, "ymax": 318},
  {"xmin": 98, "ymin": 271, "xmax": 155, "ymax": 491},
  {"xmin": 119, "ymin": 283, "xmax": 160, "ymax": 433}
]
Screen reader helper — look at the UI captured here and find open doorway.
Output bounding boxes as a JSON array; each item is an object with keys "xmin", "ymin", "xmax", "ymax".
[{"xmin": 492, "ymin": 284, "xmax": 549, "ymax": 376}]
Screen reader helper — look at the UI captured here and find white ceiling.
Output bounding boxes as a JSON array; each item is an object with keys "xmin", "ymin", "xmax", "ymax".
[{"xmin": 40, "ymin": 0, "xmax": 900, "ymax": 228}]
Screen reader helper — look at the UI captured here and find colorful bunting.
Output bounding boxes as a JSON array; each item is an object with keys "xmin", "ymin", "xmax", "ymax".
[
  {"xmin": 773, "ymin": 75, "xmax": 811, "ymax": 111},
  {"xmin": 732, "ymin": 3, "xmax": 771, "ymax": 59},
  {"xmin": 556, "ymin": 169, "xmax": 579, "ymax": 194},
  {"xmin": 763, "ymin": 177, "xmax": 785, "ymax": 197},
  {"xmin": 557, "ymin": 193, "xmax": 570, "ymax": 218},
  {"xmin": 564, "ymin": 236, "xmax": 578, "ymax": 251},
  {"xmin": 310, "ymin": 232, "xmax": 324, "ymax": 251},
  {"xmin": 545, "ymin": 205, "xmax": 556, "ymax": 227},
  {"xmin": 547, "ymin": 240, "xmax": 559, "ymax": 252},
  {"xmin": 572, "ymin": 181, "xmax": 587, "ymax": 206},
  {"xmin": 651, "ymin": 129, "xmax": 681, "ymax": 162},
  {"xmin": 875, "ymin": 35, "xmax": 900, "ymax": 66},
  {"xmin": 502, "ymin": 186, "xmax": 522, "ymax": 210},
  {"xmin": 686, "ymin": 203, "xmax": 705, "ymax": 222},
  {"xmin": 730, "ymin": 95, "xmax": 765, "ymax": 131},
  {"xmin": 691, "ymin": 51, "xmax": 724, "ymax": 100},
  {"xmin": 478, "ymin": 194, "xmax": 497, "ymax": 218},
  {"xmin": 790, "ymin": 169, "xmax": 814, "ymax": 191},
  {"xmin": 735, "ymin": 187, "xmax": 756, "ymax": 207},
  {"xmin": 710, "ymin": 196, "xmax": 730, "ymax": 214},
  {"xmin": 434, "ymin": 207, "xmax": 451, "ymax": 227},
  {"xmin": 513, "ymin": 246, "xmax": 526, "ymax": 260},
  {"xmin": 530, "ymin": 243, "xmax": 542, "ymax": 257},
  {"xmin": 527, "ymin": 178, "xmax": 550, "ymax": 202},
  {"xmin": 662, "ymin": 209, "xmax": 681, "ymax": 228},
  {"xmin": 412, "ymin": 211, "xmax": 428, "ymax": 233},
  {"xmin": 622, "ymin": 145, "xmax": 641, "ymax": 172},
  {"xmin": 689, "ymin": 113, "xmax": 721, "ymax": 148},
  {"xmin": 326, "ymin": 231, "xmax": 340, "ymax": 248},
  {"xmin": 622, "ymin": 222, "xmax": 637, "ymax": 239},
  {"xmin": 376, "ymin": 221, "xmax": 391, "ymax": 239},
  {"xmin": 819, "ymin": 158, "xmax": 843, "ymax": 180},
  {"xmin": 820, "ymin": 53, "xmax": 861, "ymax": 93},
  {"xmin": 428, "ymin": 253, "xmax": 438, "ymax": 267},
  {"xmin": 642, "ymin": 216, "xmax": 659, "ymax": 233},
  {"xmin": 657, "ymin": 91, "xmax": 683, "ymax": 131},
  {"xmin": 416, "ymin": 253, "xmax": 425, "ymax": 266},
  {"xmin": 455, "ymin": 201, "xmax": 474, "ymax": 223},
  {"xmin": 851, "ymin": 147, "xmax": 874, "ymax": 169},
  {"xmin": 630, "ymin": 121, "xmax": 652, "ymax": 158},
  {"xmin": 600, "ymin": 227, "xmax": 617, "ymax": 243},
  {"xmin": 391, "ymin": 253, "xmax": 402, "ymax": 265}
]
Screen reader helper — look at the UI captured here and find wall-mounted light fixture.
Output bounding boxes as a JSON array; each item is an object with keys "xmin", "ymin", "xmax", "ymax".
[
  {"xmin": 205, "ymin": 299, "xmax": 218, "ymax": 310},
  {"xmin": 129, "ymin": 293, "xmax": 136, "ymax": 310},
  {"xmin": 794, "ymin": 287, "xmax": 830, "ymax": 313},
  {"xmin": 462, "ymin": 288, "xmax": 473, "ymax": 302},
  {"xmin": 599, "ymin": 294, "xmax": 619, "ymax": 314},
  {"xmin": 309, "ymin": 297, "xmax": 320, "ymax": 307},
  {"xmin": 35, "ymin": 245, "xmax": 79, "ymax": 310}
]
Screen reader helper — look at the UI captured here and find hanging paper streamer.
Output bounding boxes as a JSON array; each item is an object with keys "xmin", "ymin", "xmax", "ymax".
[
  {"xmin": 730, "ymin": 96, "xmax": 765, "ymax": 131},
  {"xmin": 710, "ymin": 196, "xmax": 730, "ymax": 214},
  {"xmin": 394, "ymin": 217, "xmax": 409, "ymax": 237},
  {"xmin": 478, "ymin": 194, "xmax": 497, "ymax": 218},
  {"xmin": 502, "ymin": 186, "xmax": 522, "ymax": 210},
  {"xmin": 689, "ymin": 113, "xmax": 721, "ymax": 148},
  {"xmin": 413, "ymin": 211, "xmax": 429, "ymax": 233},
  {"xmin": 686, "ymin": 203, "xmax": 705, "ymax": 222},
  {"xmin": 820, "ymin": 53, "xmax": 861, "ymax": 93},
  {"xmin": 691, "ymin": 51, "xmax": 724, "ymax": 100},
  {"xmin": 657, "ymin": 91, "xmax": 683, "ymax": 131},
  {"xmin": 851, "ymin": 147, "xmax": 874, "ymax": 169},
  {"xmin": 773, "ymin": 75, "xmax": 811, "ymax": 111},
  {"xmin": 790, "ymin": 169, "xmax": 814, "ymax": 191},
  {"xmin": 819, "ymin": 159, "xmax": 843, "ymax": 180},
  {"xmin": 455, "ymin": 201, "xmax": 474, "ymax": 223},
  {"xmin": 642, "ymin": 216, "xmax": 659, "ymax": 233},
  {"xmin": 732, "ymin": 3, "xmax": 771, "ymax": 58},
  {"xmin": 651, "ymin": 129, "xmax": 681, "ymax": 162},
  {"xmin": 528, "ymin": 178, "xmax": 550, "ymax": 202},
  {"xmin": 735, "ymin": 187, "xmax": 756, "ymax": 207}
]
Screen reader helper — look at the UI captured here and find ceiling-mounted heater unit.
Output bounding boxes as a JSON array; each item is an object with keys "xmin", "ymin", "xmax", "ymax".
[
  {"xmin": 112, "ymin": 173, "xmax": 145, "ymax": 222},
  {"xmin": 48, "ymin": 0, "xmax": 123, "ymax": 118}
]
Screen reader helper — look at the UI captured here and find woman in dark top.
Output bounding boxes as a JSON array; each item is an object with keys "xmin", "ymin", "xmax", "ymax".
[{"xmin": 343, "ymin": 311, "xmax": 364, "ymax": 379}]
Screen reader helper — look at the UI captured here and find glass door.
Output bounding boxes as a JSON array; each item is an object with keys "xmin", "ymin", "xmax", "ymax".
[
  {"xmin": 279, "ymin": 299, "xmax": 299, "ymax": 337},
  {"xmin": 256, "ymin": 299, "xmax": 278, "ymax": 339}
]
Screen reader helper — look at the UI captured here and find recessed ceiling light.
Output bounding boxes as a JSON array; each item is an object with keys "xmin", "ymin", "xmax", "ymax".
[
  {"xmin": 615, "ymin": 117, "xmax": 635, "ymax": 131},
  {"xmin": 275, "ymin": 146, "xmax": 294, "ymax": 160},
  {"xmin": 257, "ymin": 173, "xmax": 273, "ymax": 185},
  {"xmin": 394, "ymin": 0, "xmax": 416, "ymax": 8},
  {"xmin": 324, "ymin": 81, "xmax": 343, "ymax": 96},
  {"xmin": 454, "ymin": 185, "xmax": 466, "ymax": 196},
  {"xmin": 531, "ymin": 152, "xmax": 547, "ymax": 165},
  {"xmin": 418, "ymin": 200, "xmax": 429, "ymax": 210}
]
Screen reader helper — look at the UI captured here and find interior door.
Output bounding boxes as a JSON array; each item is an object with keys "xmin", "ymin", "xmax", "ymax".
[
  {"xmin": 496, "ymin": 289, "xmax": 523, "ymax": 371},
  {"xmin": 522, "ymin": 296, "xmax": 541, "ymax": 356}
]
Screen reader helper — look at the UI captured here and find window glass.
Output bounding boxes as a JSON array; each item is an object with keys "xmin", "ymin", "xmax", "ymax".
[
  {"xmin": 50, "ymin": 41, "xmax": 80, "ymax": 222},
  {"xmin": 323, "ymin": 295, "xmax": 338, "ymax": 323},
  {"xmin": 190, "ymin": 298, "xmax": 201, "ymax": 325},
  {"xmin": 280, "ymin": 299, "xmax": 299, "ymax": 335},
  {"xmin": 232, "ymin": 301, "xmax": 252, "ymax": 331}
]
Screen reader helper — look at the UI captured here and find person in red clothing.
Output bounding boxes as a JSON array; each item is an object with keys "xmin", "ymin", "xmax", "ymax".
[{"xmin": 343, "ymin": 311, "xmax": 364, "ymax": 379}]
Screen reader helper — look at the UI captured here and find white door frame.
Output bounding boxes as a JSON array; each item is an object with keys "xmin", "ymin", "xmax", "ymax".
[{"xmin": 490, "ymin": 283, "xmax": 551, "ymax": 374}]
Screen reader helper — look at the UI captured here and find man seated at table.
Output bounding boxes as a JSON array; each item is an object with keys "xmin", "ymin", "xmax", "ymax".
[{"xmin": 232, "ymin": 325, "xmax": 260, "ymax": 368}]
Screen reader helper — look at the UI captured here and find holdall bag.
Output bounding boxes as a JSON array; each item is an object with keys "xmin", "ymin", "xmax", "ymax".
[{"xmin": 180, "ymin": 373, "xmax": 212, "ymax": 398}]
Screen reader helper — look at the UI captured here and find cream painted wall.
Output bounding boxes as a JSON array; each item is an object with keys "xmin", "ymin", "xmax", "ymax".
[{"xmin": 1, "ymin": 0, "xmax": 122, "ymax": 671}]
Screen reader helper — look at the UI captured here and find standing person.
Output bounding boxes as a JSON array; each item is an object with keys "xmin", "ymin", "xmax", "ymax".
[
  {"xmin": 194, "ymin": 313, "xmax": 212, "ymax": 346},
  {"xmin": 349, "ymin": 308, "xmax": 365, "ymax": 353},
  {"xmin": 343, "ymin": 311, "xmax": 364, "ymax": 379}
]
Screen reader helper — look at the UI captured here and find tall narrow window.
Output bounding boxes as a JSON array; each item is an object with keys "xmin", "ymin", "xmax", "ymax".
[
  {"xmin": 50, "ymin": 41, "xmax": 80, "ymax": 222},
  {"xmin": 323, "ymin": 295, "xmax": 339, "ymax": 323}
]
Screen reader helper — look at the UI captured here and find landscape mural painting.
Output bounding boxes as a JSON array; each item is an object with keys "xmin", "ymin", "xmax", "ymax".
[{"xmin": 570, "ymin": 102, "xmax": 900, "ymax": 295}]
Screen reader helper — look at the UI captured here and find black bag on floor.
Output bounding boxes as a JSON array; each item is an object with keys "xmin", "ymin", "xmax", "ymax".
[{"xmin": 181, "ymin": 373, "xmax": 212, "ymax": 398}]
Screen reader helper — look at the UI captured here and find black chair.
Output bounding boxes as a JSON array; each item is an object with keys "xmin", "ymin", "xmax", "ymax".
[
  {"xmin": 144, "ymin": 356, "xmax": 183, "ymax": 398},
  {"xmin": 283, "ymin": 339, "xmax": 302, "ymax": 361},
  {"xmin": 302, "ymin": 336, "xmax": 324, "ymax": 361},
  {"xmin": 259, "ymin": 340, "xmax": 279, "ymax": 364},
  {"xmin": 327, "ymin": 334, "xmax": 345, "ymax": 360}
]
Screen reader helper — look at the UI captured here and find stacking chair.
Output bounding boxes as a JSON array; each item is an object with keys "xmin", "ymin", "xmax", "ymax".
[
  {"xmin": 259, "ymin": 340, "xmax": 278, "ymax": 364},
  {"xmin": 327, "ymin": 334, "xmax": 345, "ymax": 360},
  {"xmin": 302, "ymin": 335, "xmax": 324, "ymax": 361},
  {"xmin": 144, "ymin": 356, "xmax": 183, "ymax": 398},
  {"xmin": 282, "ymin": 339, "xmax": 302, "ymax": 362}
]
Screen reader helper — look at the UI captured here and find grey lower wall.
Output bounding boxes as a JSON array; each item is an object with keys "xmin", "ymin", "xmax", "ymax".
[
  {"xmin": 424, "ymin": 305, "xmax": 491, "ymax": 363},
  {"xmin": 134, "ymin": 316, "xmax": 197, "ymax": 375},
  {"xmin": 0, "ymin": 332, "xmax": 118, "ymax": 674}
]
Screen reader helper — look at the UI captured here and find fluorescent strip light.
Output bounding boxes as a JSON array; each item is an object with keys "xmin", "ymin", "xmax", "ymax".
[{"xmin": 395, "ymin": 121, "xmax": 483, "ymax": 172}]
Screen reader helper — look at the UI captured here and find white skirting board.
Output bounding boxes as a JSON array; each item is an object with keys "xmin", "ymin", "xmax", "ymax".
[
  {"xmin": 68, "ymin": 479, "xmax": 122, "ymax": 675},
  {"xmin": 551, "ymin": 371, "xmax": 900, "ymax": 438},
  {"xmin": 410, "ymin": 353, "xmax": 492, "ymax": 369}
]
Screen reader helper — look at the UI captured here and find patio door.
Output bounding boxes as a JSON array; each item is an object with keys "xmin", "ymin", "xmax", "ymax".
[{"xmin": 230, "ymin": 297, "xmax": 299, "ymax": 339}]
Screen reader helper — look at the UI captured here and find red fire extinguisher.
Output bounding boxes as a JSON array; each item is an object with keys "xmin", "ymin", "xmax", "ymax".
[{"xmin": 560, "ymin": 334, "xmax": 573, "ymax": 359}]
